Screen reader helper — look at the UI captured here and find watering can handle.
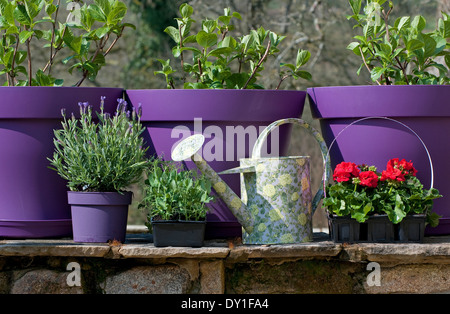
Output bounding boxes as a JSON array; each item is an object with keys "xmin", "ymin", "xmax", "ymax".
[
  {"xmin": 252, "ymin": 118, "xmax": 331, "ymax": 213},
  {"xmin": 323, "ymin": 116, "xmax": 434, "ymax": 198}
]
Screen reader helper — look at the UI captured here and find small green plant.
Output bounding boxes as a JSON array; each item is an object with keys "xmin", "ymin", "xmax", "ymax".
[
  {"xmin": 347, "ymin": 0, "xmax": 450, "ymax": 85},
  {"xmin": 324, "ymin": 159, "xmax": 441, "ymax": 227},
  {"xmin": 0, "ymin": 0, "xmax": 134, "ymax": 86},
  {"xmin": 139, "ymin": 158, "xmax": 214, "ymax": 226},
  {"xmin": 155, "ymin": 3, "xmax": 311, "ymax": 89},
  {"xmin": 48, "ymin": 97, "xmax": 148, "ymax": 192}
]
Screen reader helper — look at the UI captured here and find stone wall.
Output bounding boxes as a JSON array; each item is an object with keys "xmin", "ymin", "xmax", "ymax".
[{"xmin": 1, "ymin": 233, "xmax": 450, "ymax": 294}]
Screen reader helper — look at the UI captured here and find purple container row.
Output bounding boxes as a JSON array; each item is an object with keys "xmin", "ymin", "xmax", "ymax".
[{"xmin": 1, "ymin": 85, "xmax": 449, "ymax": 239}]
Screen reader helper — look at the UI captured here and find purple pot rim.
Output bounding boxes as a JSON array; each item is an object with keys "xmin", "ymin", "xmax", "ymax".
[
  {"xmin": 0, "ymin": 86, "xmax": 124, "ymax": 90},
  {"xmin": 0, "ymin": 86, "xmax": 124, "ymax": 119},
  {"xmin": 307, "ymin": 85, "xmax": 450, "ymax": 119},
  {"xmin": 307, "ymin": 84, "xmax": 450, "ymax": 90},
  {"xmin": 126, "ymin": 88, "xmax": 305, "ymax": 93},
  {"xmin": 67, "ymin": 191, "xmax": 132, "ymax": 206},
  {"xmin": 126, "ymin": 89, "xmax": 306, "ymax": 122}
]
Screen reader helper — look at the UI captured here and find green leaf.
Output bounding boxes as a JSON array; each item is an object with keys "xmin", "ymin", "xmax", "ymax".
[
  {"xmin": 392, "ymin": 193, "xmax": 406, "ymax": 224},
  {"xmin": 352, "ymin": 202, "xmax": 372, "ymax": 223},
  {"xmin": 349, "ymin": 0, "xmax": 361, "ymax": 15},
  {"xmin": 445, "ymin": 55, "xmax": 450, "ymax": 69},
  {"xmin": 87, "ymin": 4, "xmax": 106, "ymax": 22},
  {"xmin": 108, "ymin": 1, "xmax": 127, "ymax": 24},
  {"xmin": 2, "ymin": 2, "xmax": 14, "ymax": 25},
  {"xmin": 14, "ymin": 4, "xmax": 32, "ymax": 25},
  {"xmin": 164, "ymin": 26, "xmax": 180, "ymax": 44},
  {"xmin": 219, "ymin": 36, "xmax": 236, "ymax": 48},
  {"xmin": 347, "ymin": 41, "xmax": 360, "ymax": 52},
  {"xmin": 65, "ymin": 36, "xmax": 82, "ymax": 55},
  {"xmin": 280, "ymin": 63, "xmax": 296, "ymax": 71},
  {"xmin": 296, "ymin": 49, "xmax": 311, "ymax": 68},
  {"xmin": 422, "ymin": 34, "xmax": 437, "ymax": 58},
  {"xmin": 207, "ymin": 47, "xmax": 232, "ymax": 57},
  {"xmin": 232, "ymin": 12, "xmax": 242, "ymax": 20},
  {"xmin": 406, "ymin": 39, "xmax": 424, "ymax": 52},
  {"xmin": 14, "ymin": 50, "xmax": 27, "ymax": 65},
  {"xmin": 202, "ymin": 19, "xmax": 217, "ymax": 33},
  {"xmin": 196, "ymin": 30, "xmax": 217, "ymax": 48},
  {"xmin": 218, "ymin": 15, "xmax": 231, "ymax": 26},
  {"xmin": 95, "ymin": 0, "xmax": 111, "ymax": 17},
  {"xmin": 95, "ymin": 26, "xmax": 110, "ymax": 38},
  {"xmin": 294, "ymin": 70, "xmax": 312, "ymax": 81},
  {"xmin": 411, "ymin": 15, "xmax": 426, "ymax": 32},
  {"xmin": 371, "ymin": 66, "xmax": 385, "ymax": 81},
  {"xmin": 180, "ymin": 3, "xmax": 193, "ymax": 18},
  {"xmin": 397, "ymin": 16, "xmax": 410, "ymax": 31},
  {"xmin": 438, "ymin": 18, "xmax": 450, "ymax": 38},
  {"xmin": 45, "ymin": 3, "xmax": 57, "ymax": 16},
  {"xmin": 19, "ymin": 30, "xmax": 33, "ymax": 43}
]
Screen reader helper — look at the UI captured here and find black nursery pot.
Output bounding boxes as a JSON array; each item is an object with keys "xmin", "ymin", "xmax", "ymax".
[
  {"xmin": 328, "ymin": 215, "xmax": 361, "ymax": 243},
  {"xmin": 152, "ymin": 220, "xmax": 206, "ymax": 247},
  {"xmin": 328, "ymin": 214, "xmax": 426, "ymax": 243}
]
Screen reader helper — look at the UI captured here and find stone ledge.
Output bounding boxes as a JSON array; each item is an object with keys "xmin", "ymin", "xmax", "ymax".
[{"xmin": 1, "ymin": 233, "xmax": 450, "ymax": 265}]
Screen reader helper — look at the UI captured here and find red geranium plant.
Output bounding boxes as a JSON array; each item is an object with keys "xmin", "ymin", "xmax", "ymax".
[{"xmin": 324, "ymin": 158, "xmax": 441, "ymax": 226}]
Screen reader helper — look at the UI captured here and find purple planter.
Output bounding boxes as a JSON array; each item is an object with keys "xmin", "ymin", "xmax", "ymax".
[
  {"xmin": 0, "ymin": 87, "xmax": 124, "ymax": 239},
  {"xmin": 68, "ymin": 191, "xmax": 132, "ymax": 243},
  {"xmin": 307, "ymin": 85, "xmax": 450, "ymax": 235},
  {"xmin": 126, "ymin": 89, "xmax": 306, "ymax": 238}
]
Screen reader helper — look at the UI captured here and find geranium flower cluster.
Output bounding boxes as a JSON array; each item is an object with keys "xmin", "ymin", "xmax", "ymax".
[
  {"xmin": 325, "ymin": 158, "xmax": 441, "ymax": 226},
  {"xmin": 332, "ymin": 158, "xmax": 418, "ymax": 188}
]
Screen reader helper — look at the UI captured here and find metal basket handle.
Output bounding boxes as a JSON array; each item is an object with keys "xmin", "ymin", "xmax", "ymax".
[
  {"xmin": 323, "ymin": 116, "xmax": 434, "ymax": 197},
  {"xmin": 251, "ymin": 118, "xmax": 332, "ymax": 212}
]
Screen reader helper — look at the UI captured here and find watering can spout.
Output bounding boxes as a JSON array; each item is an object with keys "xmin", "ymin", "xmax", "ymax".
[{"xmin": 171, "ymin": 134, "xmax": 254, "ymax": 233}]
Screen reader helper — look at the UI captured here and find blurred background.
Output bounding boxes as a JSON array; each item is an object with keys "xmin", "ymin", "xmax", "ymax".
[{"xmin": 15, "ymin": 0, "xmax": 450, "ymax": 229}]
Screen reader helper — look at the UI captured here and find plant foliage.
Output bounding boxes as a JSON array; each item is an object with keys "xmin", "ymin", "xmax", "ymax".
[
  {"xmin": 139, "ymin": 158, "xmax": 214, "ymax": 224},
  {"xmin": 347, "ymin": 0, "xmax": 449, "ymax": 85},
  {"xmin": 155, "ymin": 3, "xmax": 311, "ymax": 89},
  {"xmin": 0, "ymin": 0, "xmax": 134, "ymax": 86},
  {"xmin": 48, "ymin": 97, "xmax": 148, "ymax": 192}
]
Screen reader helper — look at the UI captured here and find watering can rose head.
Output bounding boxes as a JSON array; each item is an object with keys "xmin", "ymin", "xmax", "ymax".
[{"xmin": 324, "ymin": 158, "xmax": 442, "ymax": 226}]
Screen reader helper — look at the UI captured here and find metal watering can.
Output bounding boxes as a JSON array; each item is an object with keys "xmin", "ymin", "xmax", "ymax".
[{"xmin": 171, "ymin": 118, "xmax": 331, "ymax": 244}]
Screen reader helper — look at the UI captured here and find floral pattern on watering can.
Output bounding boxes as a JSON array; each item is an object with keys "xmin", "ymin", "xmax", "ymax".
[
  {"xmin": 239, "ymin": 157, "xmax": 314, "ymax": 244},
  {"xmin": 237, "ymin": 118, "xmax": 331, "ymax": 244}
]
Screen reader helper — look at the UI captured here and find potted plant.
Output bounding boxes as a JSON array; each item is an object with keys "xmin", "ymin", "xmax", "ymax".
[
  {"xmin": 126, "ymin": 3, "xmax": 312, "ymax": 238},
  {"xmin": 139, "ymin": 158, "xmax": 214, "ymax": 247},
  {"xmin": 48, "ymin": 97, "xmax": 148, "ymax": 243},
  {"xmin": 324, "ymin": 158, "xmax": 442, "ymax": 243},
  {"xmin": 0, "ymin": 0, "xmax": 134, "ymax": 238},
  {"xmin": 307, "ymin": 0, "xmax": 450, "ymax": 235}
]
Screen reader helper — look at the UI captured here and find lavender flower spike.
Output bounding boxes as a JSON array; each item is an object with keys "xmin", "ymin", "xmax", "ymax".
[{"xmin": 100, "ymin": 96, "xmax": 106, "ymax": 112}]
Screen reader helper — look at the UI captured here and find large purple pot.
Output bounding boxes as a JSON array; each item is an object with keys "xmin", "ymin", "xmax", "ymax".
[
  {"xmin": 0, "ymin": 87, "xmax": 124, "ymax": 238},
  {"xmin": 307, "ymin": 85, "xmax": 450, "ymax": 235},
  {"xmin": 68, "ymin": 191, "xmax": 131, "ymax": 243},
  {"xmin": 126, "ymin": 89, "xmax": 306, "ymax": 238}
]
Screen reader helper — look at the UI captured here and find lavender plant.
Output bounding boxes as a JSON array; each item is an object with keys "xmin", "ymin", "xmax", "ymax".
[
  {"xmin": 155, "ymin": 3, "xmax": 311, "ymax": 89},
  {"xmin": 48, "ymin": 97, "xmax": 148, "ymax": 192},
  {"xmin": 0, "ymin": 0, "xmax": 134, "ymax": 86}
]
